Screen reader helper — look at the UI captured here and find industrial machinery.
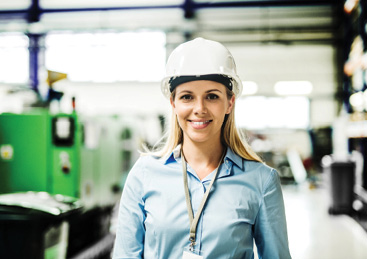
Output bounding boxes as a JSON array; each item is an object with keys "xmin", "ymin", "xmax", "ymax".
[{"xmin": 0, "ymin": 108, "xmax": 138, "ymax": 258}]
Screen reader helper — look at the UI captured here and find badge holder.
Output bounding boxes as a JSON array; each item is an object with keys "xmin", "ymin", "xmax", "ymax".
[{"xmin": 183, "ymin": 246, "xmax": 203, "ymax": 259}]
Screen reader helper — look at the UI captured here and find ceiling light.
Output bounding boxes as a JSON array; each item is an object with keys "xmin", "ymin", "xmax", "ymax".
[
  {"xmin": 274, "ymin": 81, "xmax": 313, "ymax": 96},
  {"xmin": 241, "ymin": 81, "xmax": 258, "ymax": 95},
  {"xmin": 350, "ymin": 92, "xmax": 364, "ymax": 112}
]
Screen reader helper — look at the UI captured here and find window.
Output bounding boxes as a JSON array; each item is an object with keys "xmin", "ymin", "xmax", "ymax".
[
  {"xmin": 0, "ymin": 33, "xmax": 29, "ymax": 84},
  {"xmin": 40, "ymin": 0, "xmax": 182, "ymax": 8},
  {"xmin": 0, "ymin": 0, "xmax": 30, "ymax": 9},
  {"xmin": 235, "ymin": 96, "xmax": 310, "ymax": 129},
  {"xmin": 45, "ymin": 31, "xmax": 166, "ymax": 82}
]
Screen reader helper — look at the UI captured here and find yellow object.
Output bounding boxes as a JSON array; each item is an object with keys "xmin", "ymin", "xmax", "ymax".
[{"xmin": 47, "ymin": 70, "xmax": 67, "ymax": 86}]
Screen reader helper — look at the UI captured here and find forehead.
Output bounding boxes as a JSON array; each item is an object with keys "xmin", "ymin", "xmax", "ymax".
[{"xmin": 175, "ymin": 80, "xmax": 226, "ymax": 93}]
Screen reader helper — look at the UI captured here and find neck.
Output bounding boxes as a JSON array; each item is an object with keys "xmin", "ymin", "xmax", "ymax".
[{"xmin": 182, "ymin": 139, "xmax": 225, "ymax": 180}]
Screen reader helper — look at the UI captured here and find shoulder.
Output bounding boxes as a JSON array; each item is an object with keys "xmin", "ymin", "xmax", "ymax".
[
  {"xmin": 243, "ymin": 159, "xmax": 276, "ymax": 176},
  {"xmin": 137, "ymin": 153, "xmax": 160, "ymax": 163},
  {"xmin": 124, "ymin": 155, "xmax": 163, "ymax": 192},
  {"xmin": 243, "ymin": 160, "xmax": 280, "ymax": 192},
  {"xmin": 130, "ymin": 154, "xmax": 162, "ymax": 172},
  {"xmin": 129, "ymin": 154, "xmax": 175, "ymax": 180}
]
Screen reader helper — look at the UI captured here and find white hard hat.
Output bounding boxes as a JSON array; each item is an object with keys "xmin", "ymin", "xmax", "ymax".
[{"xmin": 161, "ymin": 37, "xmax": 243, "ymax": 98}]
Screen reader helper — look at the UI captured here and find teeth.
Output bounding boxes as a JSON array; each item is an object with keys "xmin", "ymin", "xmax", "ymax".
[{"xmin": 192, "ymin": 121, "xmax": 209, "ymax": 125}]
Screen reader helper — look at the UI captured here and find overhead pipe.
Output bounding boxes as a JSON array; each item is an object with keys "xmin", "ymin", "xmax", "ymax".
[{"xmin": 0, "ymin": 0, "xmax": 340, "ymax": 20}]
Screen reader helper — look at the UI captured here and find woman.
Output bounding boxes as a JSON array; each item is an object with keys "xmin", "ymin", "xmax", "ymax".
[{"xmin": 113, "ymin": 38, "xmax": 291, "ymax": 259}]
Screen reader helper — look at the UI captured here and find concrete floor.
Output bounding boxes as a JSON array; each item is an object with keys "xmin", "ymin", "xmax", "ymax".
[{"xmin": 283, "ymin": 183, "xmax": 367, "ymax": 259}]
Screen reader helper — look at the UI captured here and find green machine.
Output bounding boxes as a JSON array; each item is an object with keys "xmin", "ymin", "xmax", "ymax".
[
  {"xmin": 0, "ymin": 109, "xmax": 81, "ymax": 197},
  {"xmin": 0, "ymin": 109, "xmax": 128, "ymax": 204},
  {"xmin": 0, "ymin": 109, "xmax": 133, "ymax": 257}
]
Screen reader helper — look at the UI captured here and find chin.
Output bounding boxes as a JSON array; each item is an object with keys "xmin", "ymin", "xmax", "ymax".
[{"xmin": 186, "ymin": 134, "xmax": 212, "ymax": 144}]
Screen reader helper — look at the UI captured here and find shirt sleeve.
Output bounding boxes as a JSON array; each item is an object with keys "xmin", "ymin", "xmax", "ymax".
[
  {"xmin": 253, "ymin": 169, "xmax": 292, "ymax": 259},
  {"xmin": 112, "ymin": 157, "xmax": 146, "ymax": 259}
]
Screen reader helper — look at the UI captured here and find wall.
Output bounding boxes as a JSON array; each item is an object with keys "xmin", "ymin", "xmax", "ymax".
[{"xmin": 49, "ymin": 41, "xmax": 339, "ymax": 160}]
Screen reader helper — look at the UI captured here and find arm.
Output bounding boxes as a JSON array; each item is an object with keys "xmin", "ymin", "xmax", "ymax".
[
  {"xmin": 253, "ymin": 169, "xmax": 292, "ymax": 259},
  {"xmin": 112, "ymin": 158, "xmax": 146, "ymax": 259}
]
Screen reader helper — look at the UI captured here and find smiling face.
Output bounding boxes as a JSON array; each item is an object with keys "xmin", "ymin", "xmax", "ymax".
[{"xmin": 171, "ymin": 80, "xmax": 235, "ymax": 147}]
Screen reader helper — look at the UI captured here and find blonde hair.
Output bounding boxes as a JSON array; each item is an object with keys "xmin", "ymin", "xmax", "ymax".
[{"xmin": 149, "ymin": 88, "xmax": 262, "ymax": 163}]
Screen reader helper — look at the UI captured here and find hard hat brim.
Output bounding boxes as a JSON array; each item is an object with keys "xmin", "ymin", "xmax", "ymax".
[{"xmin": 161, "ymin": 74, "xmax": 243, "ymax": 99}]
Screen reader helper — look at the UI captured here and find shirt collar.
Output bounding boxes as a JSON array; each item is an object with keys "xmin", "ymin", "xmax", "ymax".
[
  {"xmin": 163, "ymin": 144, "xmax": 243, "ymax": 170},
  {"xmin": 225, "ymin": 147, "xmax": 243, "ymax": 170},
  {"xmin": 162, "ymin": 144, "xmax": 182, "ymax": 165}
]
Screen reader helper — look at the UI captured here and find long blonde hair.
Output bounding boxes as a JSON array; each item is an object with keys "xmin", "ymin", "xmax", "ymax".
[{"xmin": 149, "ymin": 88, "xmax": 262, "ymax": 163}]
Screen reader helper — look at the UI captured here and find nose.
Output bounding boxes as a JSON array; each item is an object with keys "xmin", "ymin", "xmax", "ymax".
[{"xmin": 193, "ymin": 98, "xmax": 207, "ymax": 115}]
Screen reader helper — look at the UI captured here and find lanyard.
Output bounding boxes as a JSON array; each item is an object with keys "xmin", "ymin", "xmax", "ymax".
[{"xmin": 181, "ymin": 150, "xmax": 226, "ymax": 250}]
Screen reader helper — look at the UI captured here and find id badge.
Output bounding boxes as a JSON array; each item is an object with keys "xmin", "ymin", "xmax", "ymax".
[
  {"xmin": 182, "ymin": 251, "xmax": 204, "ymax": 259},
  {"xmin": 182, "ymin": 248, "xmax": 204, "ymax": 259}
]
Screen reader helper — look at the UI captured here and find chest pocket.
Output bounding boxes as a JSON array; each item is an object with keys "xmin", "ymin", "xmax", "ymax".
[
  {"xmin": 201, "ymin": 190, "xmax": 259, "ymax": 248},
  {"xmin": 206, "ymin": 183, "xmax": 261, "ymax": 226}
]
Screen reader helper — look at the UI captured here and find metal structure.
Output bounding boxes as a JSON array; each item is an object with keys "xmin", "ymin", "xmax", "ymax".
[
  {"xmin": 0, "ymin": 0, "xmax": 344, "ymax": 94},
  {"xmin": 0, "ymin": 0, "xmax": 341, "ymax": 22}
]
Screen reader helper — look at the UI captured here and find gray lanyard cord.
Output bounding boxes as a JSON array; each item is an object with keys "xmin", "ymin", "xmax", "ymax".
[{"xmin": 181, "ymin": 150, "xmax": 226, "ymax": 250}]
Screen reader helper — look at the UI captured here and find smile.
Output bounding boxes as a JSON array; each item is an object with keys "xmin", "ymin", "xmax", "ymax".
[
  {"xmin": 192, "ymin": 120, "xmax": 210, "ymax": 125},
  {"xmin": 188, "ymin": 120, "xmax": 212, "ymax": 129}
]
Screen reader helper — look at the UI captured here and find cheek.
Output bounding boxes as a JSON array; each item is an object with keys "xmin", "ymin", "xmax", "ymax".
[
  {"xmin": 174, "ymin": 104, "xmax": 191, "ymax": 118},
  {"xmin": 174, "ymin": 108, "xmax": 190, "ymax": 129},
  {"xmin": 215, "ymin": 104, "xmax": 229, "ymax": 117},
  {"xmin": 174, "ymin": 110, "xmax": 187, "ymax": 128}
]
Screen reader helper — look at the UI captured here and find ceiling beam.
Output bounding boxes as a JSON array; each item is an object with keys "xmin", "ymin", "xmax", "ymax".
[{"xmin": 0, "ymin": 0, "xmax": 342, "ymax": 21}]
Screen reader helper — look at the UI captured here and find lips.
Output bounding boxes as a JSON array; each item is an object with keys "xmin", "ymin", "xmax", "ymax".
[{"xmin": 188, "ymin": 120, "xmax": 212, "ymax": 129}]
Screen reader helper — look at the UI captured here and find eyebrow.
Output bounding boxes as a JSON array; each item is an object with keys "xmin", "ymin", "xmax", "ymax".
[
  {"xmin": 177, "ymin": 90, "xmax": 193, "ymax": 94},
  {"xmin": 206, "ymin": 89, "xmax": 223, "ymax": 93},
  {"xmin": 177, "ymin": 89, "xmax": 223, "ymax": 95}
]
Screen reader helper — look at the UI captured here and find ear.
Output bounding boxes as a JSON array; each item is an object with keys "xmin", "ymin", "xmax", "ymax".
[
  {"xmin": 170, "ymin": 96, "xmax": 176, "ymax": 109},
  {"xmin": 226, "ymin": 95, "xmax": 235, "ymax": 114}
]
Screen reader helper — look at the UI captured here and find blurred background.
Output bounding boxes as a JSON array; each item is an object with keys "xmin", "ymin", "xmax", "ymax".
[{"xmin": 0, "ymin": 0, "xmax": 367, "ymax": 258}]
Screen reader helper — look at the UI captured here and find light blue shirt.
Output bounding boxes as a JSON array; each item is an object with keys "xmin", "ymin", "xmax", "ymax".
[{"xmin": 113, "ymin": 146, "xmax": 291, "ymax": 259}]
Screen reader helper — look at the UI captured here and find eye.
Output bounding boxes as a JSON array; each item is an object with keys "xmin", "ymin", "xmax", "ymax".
[
  {"xmin": 207, "ymin": 93, "xmax": 219, "ymax": 100},
  {"xmin": 180, "ymin": 94, "xmax": 193, "ymax": 100}
]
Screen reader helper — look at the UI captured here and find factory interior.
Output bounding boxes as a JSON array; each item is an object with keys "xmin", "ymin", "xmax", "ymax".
[{"xmin": 1, "ymin": 0, "xmax": 367, "ymax": 258}]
